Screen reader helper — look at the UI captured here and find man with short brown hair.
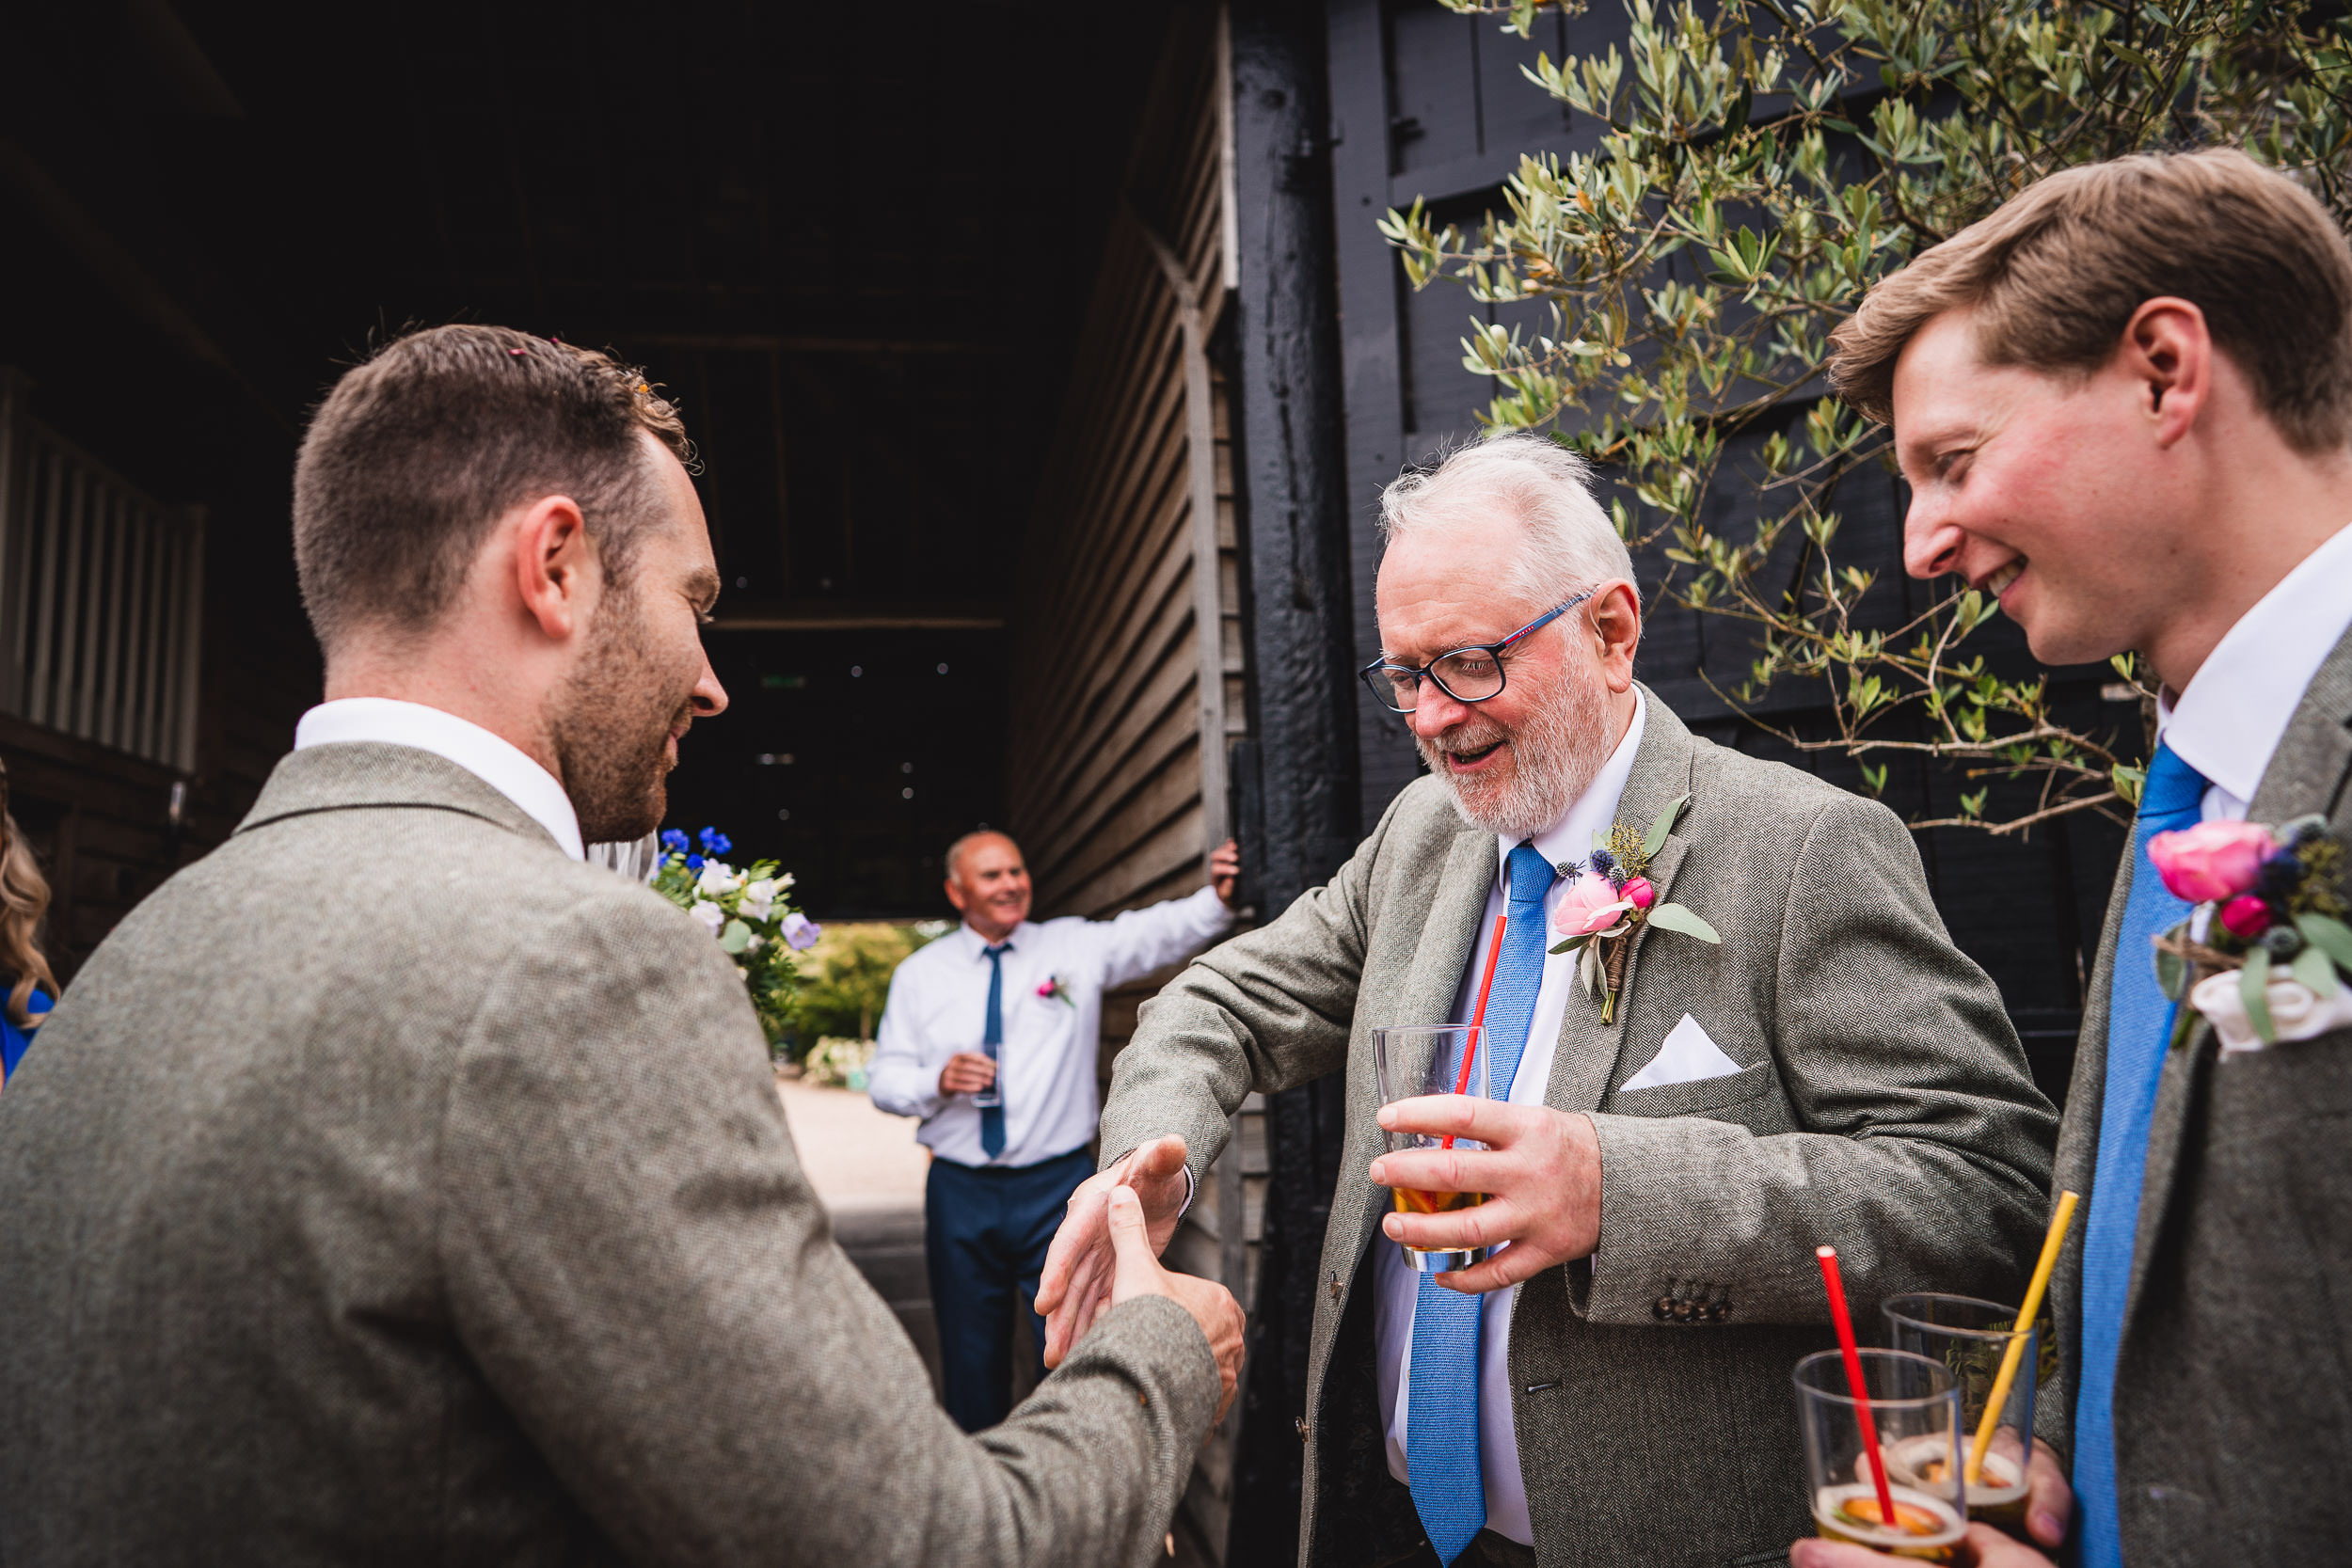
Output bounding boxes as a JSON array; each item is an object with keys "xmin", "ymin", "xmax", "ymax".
[
  {"xmin": 0, "ymin": 323, "xmax": 1244, "ymax": 1566},
  {"xmin": 1807, "ymin": 149, "xmax": 2352, "ymax": 1568}
]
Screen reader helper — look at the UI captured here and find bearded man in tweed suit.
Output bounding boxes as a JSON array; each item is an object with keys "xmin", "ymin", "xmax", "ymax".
[
  {"xmin": 0, "ymin": 325, "xmax": 1243, "ymax": 1566},
  {"xmin": 1037, "ymin": 434, "xmax": 2058, "ymax": 1568}
]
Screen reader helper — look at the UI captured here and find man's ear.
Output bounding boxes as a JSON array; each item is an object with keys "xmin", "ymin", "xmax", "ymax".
[
  {"xmin": 1589, "ymin": 578, "xmax": 1643, "ymax": 692},
  {"xmin": 511, "ymin": 494, "xmax": 595, "ymax": 641},
  {"xmin": 2121, "ymin": 296, "xmax": 2212, "ymax": 449}
]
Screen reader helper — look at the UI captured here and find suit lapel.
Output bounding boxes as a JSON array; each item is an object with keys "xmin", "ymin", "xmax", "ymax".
[
  {"xmin": 2124, "ymin": 620, "xmax": 2352, "ymax": 1324},
  {"xmin": 1545, "ymin": 689, "xmax": 1698, "ymax": 1114}
]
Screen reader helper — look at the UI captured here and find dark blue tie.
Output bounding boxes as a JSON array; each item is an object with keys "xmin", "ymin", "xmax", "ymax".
[
  {"xmin": 1406, "ymin": 843, "xmax": 1559, "ymax": 1564},
  {"xmin": 2074, "ymin": 742, "xmax": 2208, "ymax": 1568},
  {"xmin": 978, "ymin": 942, "xmax": 1009, "ymax": 1159}
]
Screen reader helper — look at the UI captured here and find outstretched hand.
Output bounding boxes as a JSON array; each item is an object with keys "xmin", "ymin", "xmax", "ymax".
[
  {"xmin": 1036, "ymin": 1134, "xmax": 1190, "ymax": 1369},
  {"xmin": 1105, "ymin": 1183, "xmax": 1245, "ymax": 1422}
]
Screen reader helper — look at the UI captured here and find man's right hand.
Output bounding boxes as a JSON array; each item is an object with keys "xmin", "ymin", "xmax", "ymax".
[
  {"xmin": 1035, "ymin": 1133, "xmax": 1190, "ymax": 1370},
  {"xmin": 1106, "ymin": 1183, "xmax": 1244, "ymax": 1421},
  {"xmin": 937, "ymin": 1053, "xmax": 996, "ymax": 1097}
]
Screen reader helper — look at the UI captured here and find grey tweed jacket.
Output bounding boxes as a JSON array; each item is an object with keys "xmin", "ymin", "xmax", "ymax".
[
  {"xmin": 0, "ymin": 743, "xmax": 1219, "ymax": 1567},
  {"xmin": 2037, "ymin": 620, "xmax": 2352, "ymax": 1565},
  {"xmin": 1097, "ymin": 691, "xmax": 2058, "ymax": 1568}
]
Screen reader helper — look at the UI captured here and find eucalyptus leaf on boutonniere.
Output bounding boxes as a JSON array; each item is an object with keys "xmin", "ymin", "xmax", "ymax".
[
  {"xmin": 1546, "ymin": 793, "xmax": 1720, "ymax": 1023},
  {"xmin": 2148, "ymin": 815, "xmax": 2352, "ymax": 1053}
]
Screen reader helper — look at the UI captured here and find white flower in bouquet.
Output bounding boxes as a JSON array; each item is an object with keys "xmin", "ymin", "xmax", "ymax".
[{"xmin": 654, "ymin": 826, "xmax": 818, "ymax": 1058}]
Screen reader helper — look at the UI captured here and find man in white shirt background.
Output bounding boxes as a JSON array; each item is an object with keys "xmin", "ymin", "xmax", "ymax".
[
  {"xmin": 869, "ymin": 829, "xmax": 1241, "ymax": 1432},
  {"xmin": 1813, "ymin": 150, "xmax": 2352, "ymax": 1568}
]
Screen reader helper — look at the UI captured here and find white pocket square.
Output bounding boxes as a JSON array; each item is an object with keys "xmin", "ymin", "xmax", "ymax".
[{"xmin": 1618, "ymin": 1013, "xmax": 1745, "ymax": 1092}]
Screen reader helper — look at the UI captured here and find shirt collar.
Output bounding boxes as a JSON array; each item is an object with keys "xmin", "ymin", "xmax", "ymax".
[
  {"xmin": 2158, "ymin": 520, "xmax": 2352, "ymax": 806},
  {"xmin": 1499, "ymin": 688, "xmax": 1649, "ymax": 885},
  {"xmin": 293, "ymin": 697, "xmax": 586, "ymax": 860},
  {"xmin": 955, "ymin": 920, "xmax": 1028, "ymax": 958}
]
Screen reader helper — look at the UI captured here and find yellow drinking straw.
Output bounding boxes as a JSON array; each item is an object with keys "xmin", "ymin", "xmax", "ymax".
[{"xmin": 1966, "ymin": 1190, "xmax": 2080, "ymax": 1486}]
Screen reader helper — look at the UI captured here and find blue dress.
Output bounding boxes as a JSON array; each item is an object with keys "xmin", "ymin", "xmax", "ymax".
[{"xmin": 0, "ymin": 985, "xmax": 54, "ymax": 1088}]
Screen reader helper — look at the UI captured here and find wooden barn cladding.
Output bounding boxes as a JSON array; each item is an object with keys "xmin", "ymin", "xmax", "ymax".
[
  {"xmin": 1003, "ymin": 12, "xmax": 1267, "ymax": 1558},
  {"xmin": 1007, "ymin": 9, "xmax": 1245, "ymax": 942}
]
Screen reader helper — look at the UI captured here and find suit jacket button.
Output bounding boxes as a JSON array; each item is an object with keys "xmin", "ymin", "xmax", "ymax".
[
  {"xmin": 1328, "ymin": 1277, "xmax": 1343, "ymax": 1301},
  {"xmin": 1672, "ymin": 1300, "xmax": 1694, "ymax": 1321},
  {"xmin": 1295, "ymin": 1418, "xmax": 1311, "ymax": 1442},
  {"xmin": 1653, "ymin": 1297, "xmax": 1675, "ymax": 1320}
]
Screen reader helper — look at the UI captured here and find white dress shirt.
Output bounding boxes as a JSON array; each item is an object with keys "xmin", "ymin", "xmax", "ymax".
[
  {"xmin": 293, "ymin": 697, "xmax": 587, "ymax": 861},
  {"xmin": 1374, "ymin": 690, "xmax": 1648, "ymax": 1546},
  {"xmin": 2157, "ymin": 519, "xmax": 2352, "ymax": 826},
  {"xmin": 867, "ymin": 886, "xmax": 1235, "ymax": 1168}
]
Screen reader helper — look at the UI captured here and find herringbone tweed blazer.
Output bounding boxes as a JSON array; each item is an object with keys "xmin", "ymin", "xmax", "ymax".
[
  {"xmin": 1098, "ymin": 691, "xmax": 2058, "ymax": 1568},
  {"xmin": 0, "ymin": 743, "xmax": 1218, "ymax": 1567},
  {"xmin": 2038, "ymin": 620, "xmax": 2352, "ymax": 1565}
]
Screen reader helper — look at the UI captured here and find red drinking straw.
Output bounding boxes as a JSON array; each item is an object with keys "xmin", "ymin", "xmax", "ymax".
[
  {"xmin": 1439, "ymin": 913, "xmax": 1509, "ymax": 1148},
  {"xmin": 1814, "ymin": 1244, "xmax": 1899, "ymax": 1531}
]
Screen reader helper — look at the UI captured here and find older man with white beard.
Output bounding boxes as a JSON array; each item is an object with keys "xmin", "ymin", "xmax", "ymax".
[{"xmin": 1035, "ymin": 434, "xmax": 2058, "ymax": 1568}]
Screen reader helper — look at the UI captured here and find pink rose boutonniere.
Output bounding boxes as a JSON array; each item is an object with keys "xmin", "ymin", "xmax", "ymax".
[
  {"xmin": 1546, "ymin": 794, "xmax": 1719, "ymax": 1023},
  {"xmin": 2145, "ymin": 814, "xmax": 2352, "ymax": 1052},
  {"xmin": 1036, "ymin": 974, "xmax": 1073, "ymax": 1007}
]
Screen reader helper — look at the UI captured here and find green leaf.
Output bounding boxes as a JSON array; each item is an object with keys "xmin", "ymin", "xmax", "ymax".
[
  {"xmin": 2111, "ymin": 764, "xmax": 2145, "ymax": 811},
  {"xmin": 2154, "ymin": 931, "xmax": 2186, "ymax": 1002},
  {"xmin": 2241, "ymin": 946, "xmax": 2276, "ymax": 1043},
  {"xmin": 1548, "ymin": 933, "xmax": 1594, "ymax": 956},
  {"xmin": 2297, "ymin": 912, "xmax": 2352, "ymax": 974},
  {"xmin": 719, "ymin": 919, "xmax": 754, "ymax": 955},
  {"xmin": 1644, "ymin": 793, "xmax": 1692, "ymax": 860},
  {"xmin": 1645, "ymin": 901, "xmax": 1721, "ymax": 943},
  {"xmin": 2292, "ymin": 942, "xmax": 2341, "ymax": 1000}
]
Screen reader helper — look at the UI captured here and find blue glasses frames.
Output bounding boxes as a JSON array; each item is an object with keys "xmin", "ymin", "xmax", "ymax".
[{"xmin": 1359, "ymin": 590, "xmax": 1595, "ymax": 714}]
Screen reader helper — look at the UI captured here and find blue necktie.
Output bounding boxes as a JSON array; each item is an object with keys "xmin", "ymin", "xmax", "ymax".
[
  {"xmin": 979, "ymin": 942, "xmax": 1009, "ymax": 1159},
  {"xmin": 2075, "ymin": 742, "xmax": 2207, "ymax": 1568},
  {"xmin": 1408, "ymin": 844, "xmax": 1558, "ymax": 1564}
]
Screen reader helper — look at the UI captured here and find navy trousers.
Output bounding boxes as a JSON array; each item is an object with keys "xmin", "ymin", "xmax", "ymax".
[{"xmin": 923, "ymin": 1146, "xmax": 1093, "ymax": 1433}]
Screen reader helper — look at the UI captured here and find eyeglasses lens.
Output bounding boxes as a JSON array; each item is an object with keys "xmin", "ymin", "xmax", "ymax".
[{"xmin": 1378, "ymin": 651, "xmax": 1504, "ymax": 712}]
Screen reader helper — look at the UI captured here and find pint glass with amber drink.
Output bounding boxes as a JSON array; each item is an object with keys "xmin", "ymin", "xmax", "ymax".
[
  {"xmin": 1371, "ymin": 1024, "xmax": 1488, "ymax": 1274},
  {"xmin": 1882, "ymin": 1291, "xmax": 2037, "ymax": 1528},
  {"xmin": 1793, "ymin": 1348, "xmax": 1968, "ymax": 1561}
]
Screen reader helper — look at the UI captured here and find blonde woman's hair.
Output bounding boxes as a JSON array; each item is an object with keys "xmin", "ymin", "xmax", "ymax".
[{"xmin": 0, "ymin": 764, "xmax": 56, "ymax": 1028}]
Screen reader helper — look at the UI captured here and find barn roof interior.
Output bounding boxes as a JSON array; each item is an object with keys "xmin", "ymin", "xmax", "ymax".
[{"xmin": 0, "ymin": 0, "xmax": 1179, "ymax": 931}]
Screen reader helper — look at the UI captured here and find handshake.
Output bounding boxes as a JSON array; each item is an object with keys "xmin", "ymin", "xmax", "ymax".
[
  {"xmin": 1038, "ymin": 1135, "xmax": 1242, "ymax": 1418},
  {"xmin": 1042, "ymin": 1135, "xmax": 1246, "ymax": 1422}
]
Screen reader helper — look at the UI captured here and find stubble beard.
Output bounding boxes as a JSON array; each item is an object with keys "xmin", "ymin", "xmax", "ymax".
[
  {"xmin": 1417, "ymin": 659, "xmax": 1618, "ymax": 841},
  {"xmin": 551, "ymin": 579, "xmax": 695, "ymax": 846}
]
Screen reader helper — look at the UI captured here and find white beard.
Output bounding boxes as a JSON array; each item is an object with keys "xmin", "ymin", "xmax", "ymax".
[{"xmin": 1417, "ymin": 661, "xmax": 1619, "ymax": 841}]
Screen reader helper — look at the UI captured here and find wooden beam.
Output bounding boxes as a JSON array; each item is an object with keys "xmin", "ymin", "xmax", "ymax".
[
  {"xmin": 591, "ymin": 331, "xmax": 1008, "ymax": 356},
  {"xmin": 708, "ymin": 600, "xmax": 1005, "ymax": 631}
]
